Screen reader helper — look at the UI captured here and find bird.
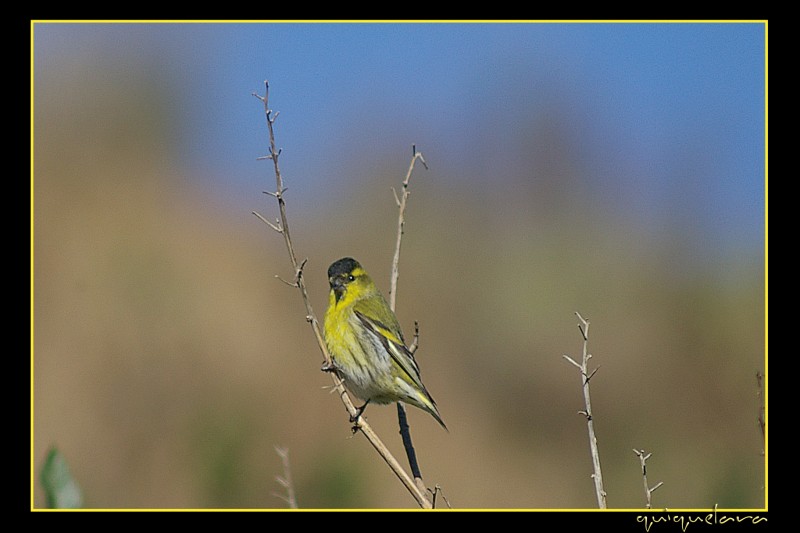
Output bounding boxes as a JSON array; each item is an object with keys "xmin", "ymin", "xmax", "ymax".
[{"xmin": 323, "ymin": 257, "xmax": 446, "ymax": 430}]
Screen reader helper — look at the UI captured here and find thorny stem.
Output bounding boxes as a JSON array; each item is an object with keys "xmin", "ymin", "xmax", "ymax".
[
  {"xmin": 253, "ymin": 81, "xmax": 431, "ymax": 509},
  {"xmin": 563, "ymin": 311, "xmax": 607, "ymax": 508},
  {"xmin": 273, "ymin": 446, "xmax": 298, "ymax": 509},
  {"xmin": 633, "ymin": 449, "xmax": 663, "ymax": 509},
  {"xmin": 252, "ymin": 83, "xmax": 329, "ymax": 369},
  {"xmin": 409, "ymin": 321, "xmax": 420, "ymax": 355},
  {"xmin": 387, "ymin": 146, "xmax": 434, "ymax": 503},
  {"xmin": 388, "ymin": 145, "xmax": 428, "ymax": 311},
  {"xmin": 756, "ymin": 371, "xmax": 765, "ymax": 455}
]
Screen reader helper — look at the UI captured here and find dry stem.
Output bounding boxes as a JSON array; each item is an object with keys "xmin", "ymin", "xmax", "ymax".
[
  {"xmin": 253, "ymin": 81, "xmax": 431, "ymax": 508},
  {"xmin": 756, "ymin": 371, "xmax": 765, "ymax": 455},
  {"xmin": 633, "ymin": 449, "xmax": 663, "ymax": 509},
  {"xmin": 563, "ymin": 311, "xmax": 607, "ymax": 508},
  {"xmin": 273, "ymin": 446, "xmax": 298, "ymax": 509},
  {"xmin": 388, "ymin": 145, "xmax": 428, "ymax": 310},
  {"xmin": 386, "ymin": 145, "xmax": 435, "ymax": 503}
]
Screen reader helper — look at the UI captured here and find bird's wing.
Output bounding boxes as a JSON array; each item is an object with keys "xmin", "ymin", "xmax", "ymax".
[{"xmin": 354, "ymin": 310, "xmax": 424, "ymax": 388}]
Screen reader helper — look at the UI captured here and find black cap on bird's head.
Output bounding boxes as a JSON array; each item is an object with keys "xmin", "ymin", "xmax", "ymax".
[
  {"xmin": 328, "ymin": 257, "xmax": 361, "ymax": 280},
  {"xmin": 328, "ymin": 257, "xmax": 364, "ymax": 302}
]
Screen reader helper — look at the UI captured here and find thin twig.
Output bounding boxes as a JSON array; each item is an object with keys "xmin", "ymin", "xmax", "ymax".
[
  {"xmin": 633, "ymin": 449, "xmax": 663, "ymax": 509},
  {"xmin": 252, "ymin": 83, "xmax": 329, "ymax": 369},
  {"xmin": 564, "ymin": 311, "xmax": 607, "ymax": 508},
  {"xmin": 388, "ymin": 144, "xmax": 428, "ymax": 311},
  {"xmin": 273, "ymin": 446, "xmax": 298, "ymax": 509},
  {"xmin": 408, "ymin": 321, "xmax": 420, "ymax": 355},
  {"xmin": 254, "ymin": 81, "xmax": 431, "ymax": 508},
  {"xmin": 756, "ymin": 371, "xmax": 765, "ymax": 456},
  {"xmin": 429, "ymin": 485, "xmax": 451, "ymax": 509},
  {"xmin": 386, "ymin": 145, "xmax": 435, "ymax": 504}
]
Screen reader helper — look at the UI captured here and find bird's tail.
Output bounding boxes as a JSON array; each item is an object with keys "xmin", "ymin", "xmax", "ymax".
[{"xmin": 406, "ymin": 390, "xmax": 448, "ymax": 431}]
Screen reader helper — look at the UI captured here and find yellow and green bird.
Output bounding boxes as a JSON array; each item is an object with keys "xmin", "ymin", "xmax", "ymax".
[{"xmin": 323, "ymin": 257, "xmax": 446, "ymax": 430}]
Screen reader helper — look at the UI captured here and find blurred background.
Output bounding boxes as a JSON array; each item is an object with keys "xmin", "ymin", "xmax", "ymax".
[{"xmin": 32, "ymin": 22, "xmax": 765, "ymax": 509}]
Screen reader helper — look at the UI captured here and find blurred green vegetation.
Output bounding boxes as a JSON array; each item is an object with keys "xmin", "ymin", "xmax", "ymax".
[
  {"xmin": 40, "ymin": 447, "xmax": 83, "ymax": 509},
  {"xmin": 33, "ymin": 57, "xmax": 764, "ymax": 509}
]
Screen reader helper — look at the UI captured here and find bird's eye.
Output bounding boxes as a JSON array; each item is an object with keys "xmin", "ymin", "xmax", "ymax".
[{"xmin": 348, "ymin": 274, "xmax": 355, "ymax": 282}]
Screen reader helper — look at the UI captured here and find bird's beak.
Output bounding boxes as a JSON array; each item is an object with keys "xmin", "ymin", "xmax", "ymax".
[{"xmin": 330, "ymin": 276, "xmax": 346, "ymax": 302}]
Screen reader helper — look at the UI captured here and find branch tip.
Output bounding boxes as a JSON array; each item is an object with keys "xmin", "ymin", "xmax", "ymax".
[
  {"xmin": 275, "ymin": 274, "xmax": 298, "ymax": 287},
  {"xmin": 409, "ymin": 321, "xmax": 420, "ymax": 354}
]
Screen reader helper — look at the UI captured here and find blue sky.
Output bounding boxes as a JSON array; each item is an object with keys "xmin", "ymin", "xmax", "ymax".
[{"xmin": 34, "ymin": 21, "xmax": 766, "ymax": 258}]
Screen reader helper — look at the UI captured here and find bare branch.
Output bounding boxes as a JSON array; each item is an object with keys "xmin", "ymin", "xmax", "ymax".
[
  {"xmin": 384, "ymin": 145, "xmax": 436, "ymax": 505},
  {"xmin": 388, "ymin": 144, "xmax": 428, "ymax": 311},
  {"xmin": 633, "ymin": 449, "xmax": 663, "ymax": 509},
  {"xmin": 273, "ymin": 446, "xmax": 298, "ymax": 509},
  {"xmin": 429, "ymin": 485, "xmax": 451, "ymax": 509},
  {"xmin": 408, "ymin": 321, "xmax": 420, "ymax": 355},
  {"xmin": 756, "ymin": 371, "xmax": 765, "ymax": 456},
  {"xmin": 254, "ymin": 82, "xmax": 432, "ymax": 508},
  {"xmin": 254, "ymin": 82, "xmax": 299, "ymax": 270},
  {"xmin": 252, "ymin": 211, "xmax": 283, "ymax": 233},
  {"xmin": 275, "ymin": 274, "xmax": 298, "ymax": 288},
  {"xmin": 564, "ymin": 312, "xmax": 607, "ymax": 508},
  {"xmin": 562, "ymin": 354, "xmax": 582, "ymax": 370}
]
